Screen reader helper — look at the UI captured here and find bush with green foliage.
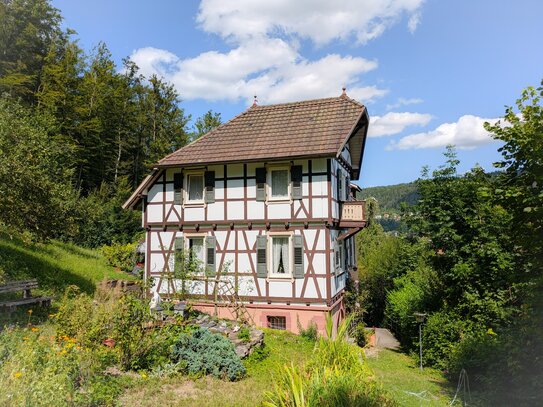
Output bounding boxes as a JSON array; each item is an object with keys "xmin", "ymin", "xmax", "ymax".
[
  {"xmin": 237, "ymin": 326, "xmax": 251, "ymax": 343},
  {"xmin": 297, "ymin": 319, "xmax": 319, "ymax": 342},
  {"xmin": 172, "ymin": 327, "xmax": 246, "ymax": 381},
  {"xmin": 102, "ymin": 242, "xmax": 137, "ymax": 272},
  {"xmin": 55, "ymin": 286, "xmax": 181, "ymax": 371}
]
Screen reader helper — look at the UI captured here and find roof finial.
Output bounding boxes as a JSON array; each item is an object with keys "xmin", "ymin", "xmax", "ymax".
[
  {"xmin": 341, "ymin": 87, "xmax": 347, "ymax": 96},
  {"xmin": 253, "ymin": 95, "xmax": 258, "ymax": 107}
]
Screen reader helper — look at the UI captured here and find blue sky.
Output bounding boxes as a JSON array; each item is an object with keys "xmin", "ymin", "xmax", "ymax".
[{"xmin": 52, "ymin": 0, "xmax": 543, "ymax": 187}]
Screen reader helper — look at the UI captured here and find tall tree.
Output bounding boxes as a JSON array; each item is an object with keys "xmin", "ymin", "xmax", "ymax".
[
  {"xmin": 0, "ymin": 0, "xmax": 62, "ymax": 102},
  {"xmin": 191, "ymin": 109, "xmax": 222, "ymax": 140}
]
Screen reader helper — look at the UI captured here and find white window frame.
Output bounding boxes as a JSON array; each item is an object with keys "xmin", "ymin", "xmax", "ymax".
[
  {"xmin": 267, "ymin": 231, "xmax": 293, "ymax": 279},
  {"xmin": 185, "ymin": 171, "xmax": 205, "ymax": 205},
  {"xmin": 184, "ymin": 233, "xmax": 207, "ymax": 274},
  {"xmin": 334, "ymin": 240, "xmax": 344, "ymax": 274},
  {"xmin": 267, "ymin": 165, "xmax": 291, "ymax": 202}
]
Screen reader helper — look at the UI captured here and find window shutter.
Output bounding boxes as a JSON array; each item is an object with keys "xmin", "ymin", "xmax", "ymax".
[
  {"xmin": 336, "ymin": 169, "xmax": 342, "ymax": 201},
  {"xmin": 346, "ymin": 175, "xmax": 350, "ymax": 200},
  {"xmin": 256, "ymin": 234, "xmax": 267, "ymax": 277},
  {"xmin": 293, "ymin": 235, "xmax": 304, "ymax": 278},
  {"xmin": 291, "ymin": 165, "xmax": 303, "ymax": 200},
  {"xmin": 205, "ymin": 236, "xmax": 216, "ymax": 276},
  {"xmin": 174, "ymin": 237, "xmax": 185, "ymax": 273},
  {"xmin": 204, "ymin": 171, "xmax": 215, "ymax": 203},
  {"xmin": 174, "ymin": 172, "xmax": 183, "ymax": 205},
  {"xmin": 256, "ymin": 167, "xmax": 266, "ymax": 202}
]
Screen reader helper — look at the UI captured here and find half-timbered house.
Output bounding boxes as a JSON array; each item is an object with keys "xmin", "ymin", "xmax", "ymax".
[{"xmin": 123, "ymin": 90, "xmax": 369, "ymax": 334}]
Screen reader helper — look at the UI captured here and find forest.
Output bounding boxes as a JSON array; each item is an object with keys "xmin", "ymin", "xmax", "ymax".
[
  {"xmin": 1, "ymin": 0, "xmax": 542, "ymax": 405},
  {"xmin": 350, "ymin": 99, "xmax": 543, "ymax": 403},
  {"xmin": 0, "ymin": 0, "xmax": 221, "ymax": 248}
]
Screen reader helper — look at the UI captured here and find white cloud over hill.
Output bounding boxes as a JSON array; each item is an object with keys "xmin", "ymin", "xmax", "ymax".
[{"xmin": 387, "ymin": 115, "xmax": 499, "ymax": 150}]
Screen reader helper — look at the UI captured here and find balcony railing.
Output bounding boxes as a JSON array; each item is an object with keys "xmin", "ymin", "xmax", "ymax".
[{"xmin": 339, "ymin": 200, "xmax": 366, "ymax": 227}]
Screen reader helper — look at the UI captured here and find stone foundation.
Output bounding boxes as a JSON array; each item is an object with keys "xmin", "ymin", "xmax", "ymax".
[{"xmin": 192, "ymin": 296, "xmax": 345, "ymax": 337}]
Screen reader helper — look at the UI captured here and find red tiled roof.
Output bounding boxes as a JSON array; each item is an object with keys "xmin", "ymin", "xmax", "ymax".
[{"xmin": 158, "ymin": 94, "xmax": 366, "ymax": 167}]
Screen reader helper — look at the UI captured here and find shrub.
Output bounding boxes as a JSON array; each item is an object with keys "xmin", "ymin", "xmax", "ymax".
[
  {"xmin": 101, "ymin": 242, "xmax": 137, "ymax": 273},
  {"xmin": 55, "ymin": 286, "xmax": 181, "ymax": 371},
  {"xmin": 352, "ymin": 322, "xmax": 369, "ymax": 348},
  {"xmin": 238, "ymin": 326, "xmax": 251, "ymax": 343},
  {"xmin": 172, "ymin": 328, "xmax": 246, "ymax": 381},
  {"xmin": 298, "ymin": 320, "xmax": 319, "ymax": 342}
]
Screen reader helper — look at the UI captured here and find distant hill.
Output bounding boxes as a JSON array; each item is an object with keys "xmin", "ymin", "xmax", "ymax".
[{"xmin": 357, "ymin": 182, "xmax": 419, "ymax": 212}]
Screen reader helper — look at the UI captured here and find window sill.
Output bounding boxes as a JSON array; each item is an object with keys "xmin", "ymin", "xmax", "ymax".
[
  {"xmin": 267, "ymin": 275, "xmax": 294, "ymax": 282},
  {"xmin": 266, "ymin": 198, "xmax": 292, "ymax": 205},
  {"xmin": 183, "ymin": 202, "xmax": 206, "ymax": 208}
]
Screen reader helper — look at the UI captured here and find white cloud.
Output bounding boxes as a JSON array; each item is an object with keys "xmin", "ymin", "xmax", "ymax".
[
  {"xmin": 387, "ymin": 115, "xmax": 499, "ymax": 150},
  {"xmin": 129, "ymin": 0, "xmax": 425, "ymax": 104},
  {"xmin": 386, "ymin": 97, "xmax": 423, "ymax": 110},
  {"xmin": 197, "ymin": 0, "xmax": 425, "ymax": 45},
  {"xmin": 369, "ymin": 112, "xmax": 432, "ymax": 137},
  {"xmin": 130, "ymin": 40, "xmax": 384, "ymax": 104}
]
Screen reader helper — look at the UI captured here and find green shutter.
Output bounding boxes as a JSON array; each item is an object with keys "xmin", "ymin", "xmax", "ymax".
[
  {"xmin": 174, "ymin": 172, "xmax": 183, "ymax": 205},
  {"xmin": 256, "ymin": 234, "xmax": 267, "ymax": 277},
  {"xmin": 293, "ymin": 235, "xmax": 304, "ymax": 278},
  {"xmin": 205, "ymin": 236, "xmax": 216, "ymax": 276},
  {"xmin": 204, "ymin": 171, "xmax": 215, "ymax": 203},
  {"xmin": 256, "ymin": 167, "xmax": 266, "ymax": 201},
  {"xmin": 291, "ymin": 165, "xmax": 303, "ymax": 200}
]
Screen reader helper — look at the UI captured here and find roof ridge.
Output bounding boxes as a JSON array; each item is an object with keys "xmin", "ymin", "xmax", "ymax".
[{"xmin": 252, "ymin": 95, "xmax": 352, "ymax": 109}]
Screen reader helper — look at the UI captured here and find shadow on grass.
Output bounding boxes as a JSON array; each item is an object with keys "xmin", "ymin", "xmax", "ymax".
[{"xmin": 0, "ymin": 239, "xmax": 96, "ymax": 296}]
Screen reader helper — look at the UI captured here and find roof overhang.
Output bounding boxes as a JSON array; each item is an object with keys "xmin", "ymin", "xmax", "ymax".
[
  {"xmin": 122, "ymin": 168, "xmax": 162, "ymax": 210},
  {"xmin": 336, "ymin": 107, "xmax": 369, "ymax": 180}
]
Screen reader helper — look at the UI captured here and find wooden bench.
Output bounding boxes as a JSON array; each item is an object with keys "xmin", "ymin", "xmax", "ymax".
[{"xmin": 0, "ymin": 279, "xmax": 52, "ymax": 314}]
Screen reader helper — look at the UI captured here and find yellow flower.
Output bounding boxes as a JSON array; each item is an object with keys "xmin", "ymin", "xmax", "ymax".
[
  {"xmin": 22, "ymin": 337, "xmax": 30, "ymax": 341},
  {"xmin": 140, "ymin": 373, "xmax": 147, "ymax": 379},
  {"xmin": 27, "ymin": 309, "xmax": 33, "ymax": 315},
  {"xmin": 75, "ymin": 346, "xmax": 81, "ymax": 350},
  {"xmin": 14, "ymin": 372, "xmax": 22, "ymax": 378},
  {"xmin": 31, "ymin": 327, "xmax": 39, "ymax": 332}
]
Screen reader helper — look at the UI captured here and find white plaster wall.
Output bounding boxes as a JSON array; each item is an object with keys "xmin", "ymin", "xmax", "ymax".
[
  {"xmin": 226, "ymin": 179, "xmax": 244, "ymax": 199},
  {"xmin": 227, "ymin": 201, "xmax": 244, "ymax": 220},
  {"xmin": 267, "ymin": 203, "xmax": 290, "ymax": 219},
  {"xmin": 207, "ymin": 202, "xmax": 224, "ymax": 221},
  {"xmin": 268, "ymin": 281, "xmax": 291, "ymax": 297},
  {"xmin": 147, "ymin": 205, "xmax": 163, "ymax": 223},
  {"xmin": 247, "ymin": 201, "xmax": 264, "ymax": 219},
  {"xmin": 184, "ymin": 206, "xmax": 205, "ymax": 221},
  {"xmin": 148, "ymin": 184, "xmax": 163, "ymax": 203}
]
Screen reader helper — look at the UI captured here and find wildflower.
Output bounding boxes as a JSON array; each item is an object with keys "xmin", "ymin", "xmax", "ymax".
[
  {"xmin": 140, "ymin": 372, "xmax": 147, "ymax": 379},
  {"xmin": 75, "ymin": 346, "xmax": 81, "ymax": 350},
  {"xmin": 14, "ymin": 372, "xmax": 22, "ymax": 378},
  {"xmin": 22, "ymin": 337, "xmax": 30, "ymax": 341},
  {"xmin": 27, "ymin": 309, "xmax": 33, "ymax": 315},
  {"xmin": 31, "ymin": 327, "xmax": 39, "ymax": 332}
]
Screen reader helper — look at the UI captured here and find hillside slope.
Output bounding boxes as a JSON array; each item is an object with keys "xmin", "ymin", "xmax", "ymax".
[
  {"xmin": 358, "ymin": 182, "xmax": 418, "ymax": 212},
  {"xmin": 0, "ymin": 234, "xmax": 125, "ymax": 296}
]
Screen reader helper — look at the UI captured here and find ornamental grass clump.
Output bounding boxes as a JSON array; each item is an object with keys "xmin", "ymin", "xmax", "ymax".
[
  {"xmin": 263, "ymin": 314, "xmax": 395, "ymax": 407},
  {"xmin": 171, "ymin": 327, "xmax": 246, "ymax": 381}
]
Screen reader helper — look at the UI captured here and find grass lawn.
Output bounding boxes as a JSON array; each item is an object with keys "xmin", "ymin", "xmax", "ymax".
[
  {"xmin": 367, "ymin": 349, "xmax": 456, "ymax": 406},
  {"xmin": 0, "ymin": 234, "xmax": 131, "ymax": 296},
  {"xmin": 118, "ymin": 329, "xmax": 316, "ymax": 407}
]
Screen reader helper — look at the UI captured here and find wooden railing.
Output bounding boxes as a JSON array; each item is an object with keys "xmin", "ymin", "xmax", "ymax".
[{"xmin": 339, "ymin": 200, "xmax": 366, "ymax": 227}]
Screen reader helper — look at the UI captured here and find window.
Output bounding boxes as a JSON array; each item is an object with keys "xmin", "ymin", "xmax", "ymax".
[
  {"xmin": 267, "ymin": 316, "xmax": 286, "ymax": 330},
  {"xmin": 270, "ymin": 236, "xmax": 290, "ymax": 276},
  {"xmin": 335, "ymin": 241, "xmax": 344, "ymax": 273},
  {"xmin": 187, "ymin": 174, "xmax": 204, "ymax": 202},
  {"xmin": 270, "ymin": 168, "xmax": 289, "ymax": 199},
  {"xmin": 188, "ymin": 237, "xmax": 205, "ymax": 264}
]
